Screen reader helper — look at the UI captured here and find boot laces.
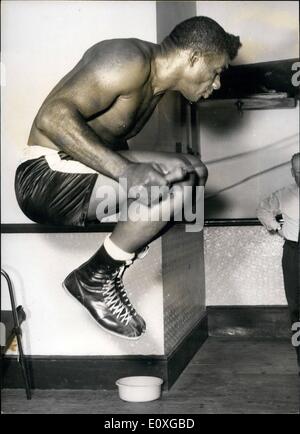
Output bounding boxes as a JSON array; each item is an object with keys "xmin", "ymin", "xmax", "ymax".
[
  {"xmin": 115, "ymin": 266, "xmax": 138, "ymax": 317},
  {"xmin": 102, "ymin": 269, "xmax": 132, "ymax": 325}
]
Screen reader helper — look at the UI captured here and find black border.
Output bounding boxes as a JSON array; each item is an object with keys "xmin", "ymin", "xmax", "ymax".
[{"xmin": 1, "ymin": 219, "xmax": 262, "ymax": 234}]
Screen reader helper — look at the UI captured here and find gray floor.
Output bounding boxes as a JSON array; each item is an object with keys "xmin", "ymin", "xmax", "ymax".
[{"xmin": 1, "ymin": 338, "xmax": 299, "ymax": 414}]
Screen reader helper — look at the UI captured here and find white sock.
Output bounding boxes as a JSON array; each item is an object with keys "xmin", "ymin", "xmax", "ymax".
[{"xmin": 104, "ymin": 235, "xmax": 135, "ymax": 262}]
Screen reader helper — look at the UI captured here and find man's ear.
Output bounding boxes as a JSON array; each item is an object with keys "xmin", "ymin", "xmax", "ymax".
[{"xmin": 189, "ymin": 51, "xmax": 201, "ymax": 67}]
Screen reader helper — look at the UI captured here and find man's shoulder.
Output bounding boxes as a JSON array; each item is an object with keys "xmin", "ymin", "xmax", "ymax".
[{"xmin": 84, "ymin": 39, "xmax": 153, "ymax": 80}]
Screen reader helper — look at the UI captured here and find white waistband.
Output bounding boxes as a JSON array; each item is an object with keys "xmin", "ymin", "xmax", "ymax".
[
  {"xmin": 21, "ymin": 145, "xmax": 58, "ymax": 162},
  {"xmin": 21, "ymin": 146, "xmax": 97, "ymax": 174}
]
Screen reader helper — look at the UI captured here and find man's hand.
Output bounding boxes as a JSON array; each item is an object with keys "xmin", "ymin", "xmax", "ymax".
[
  {"xmin": 271, "ymin": 227, "xmax": 284, "ymax": 238},
  {"xmin": 120, "ymin": 162, "xmax": 189, "ymax": 206}
]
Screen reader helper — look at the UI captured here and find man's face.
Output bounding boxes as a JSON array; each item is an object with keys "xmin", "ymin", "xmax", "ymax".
[
  {"xmin": 178, "ymin": 51, "xmax": 229, "ymax": 103},
  {"xmin": 291, "ymin": 155, "xmax": 300, "ymax": 187}
]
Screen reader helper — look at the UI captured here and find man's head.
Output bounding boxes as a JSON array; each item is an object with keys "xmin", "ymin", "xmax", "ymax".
[
  {"xmin": 291, "ymin": 153, "xmax": 300, "ymax": 186},
  {"xmin": 163, "ymin": 16, "xmax": 241, "ymax": 102}
]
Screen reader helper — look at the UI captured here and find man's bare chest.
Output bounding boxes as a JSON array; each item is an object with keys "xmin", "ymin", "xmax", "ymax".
[{"xmin": 87, "ymin": 90, "xmax": 163, "ymax": 140}]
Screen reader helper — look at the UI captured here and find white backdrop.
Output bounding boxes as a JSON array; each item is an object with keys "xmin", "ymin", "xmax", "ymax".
[
  {"xmin": 197, "ymin": 1, "xmax": 299, "ymax": 65},
  {"xmin": 1, "ymin": 0, "xmax": 157, "ymax": 223}
]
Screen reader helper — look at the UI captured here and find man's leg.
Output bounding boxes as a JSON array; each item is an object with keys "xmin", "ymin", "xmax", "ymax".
[
  {"xmin": 87, "ymin": 151, "xmax": 205, "ymax": 252},
  {"xmin": 65, "ymin": 151, "xmax": 205, "ymax": 340}
]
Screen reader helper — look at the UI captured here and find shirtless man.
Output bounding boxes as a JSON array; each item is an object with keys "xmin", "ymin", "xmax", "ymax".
[{"xmin": 15, "ymin": 16, "xmax": 241, "ymax": 339}]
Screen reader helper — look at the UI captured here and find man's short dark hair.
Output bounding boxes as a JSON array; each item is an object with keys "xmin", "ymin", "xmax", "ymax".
[{"xmin": 168, "ymin": 16, "xmax": 242, "ymax": 60}]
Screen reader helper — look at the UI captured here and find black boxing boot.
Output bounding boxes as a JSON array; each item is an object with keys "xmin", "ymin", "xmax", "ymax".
[
  {"xmin": 116, "ymin": 245, "xmax": 150, "ymax": 333},
  {"xmin": 63, "ymin": 246, "xmax": 144, "ymax": 340},
  {"xmin": 100, "ymin": 239, "xmax": 148, "ymax": 332},
  {"xmin": 115, "ymin": 264, "xmax": 146, "ymax": 333}
]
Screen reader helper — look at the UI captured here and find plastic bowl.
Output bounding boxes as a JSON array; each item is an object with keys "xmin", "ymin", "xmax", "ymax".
[{"xmin": 116, "ymin": 376, "xmax": 163, "ymax": 402}]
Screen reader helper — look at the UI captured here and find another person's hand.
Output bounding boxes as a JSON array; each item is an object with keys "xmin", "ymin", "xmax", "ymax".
[
  {"xmin": 277, "ymin": 228, "xmax": 284, "ymax": 238},
  {"xmin": 271, "ymin": 227, "xmax": 284, "ymax": 238}
]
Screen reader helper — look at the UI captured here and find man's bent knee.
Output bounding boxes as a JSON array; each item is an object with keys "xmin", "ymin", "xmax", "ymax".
[{"xmin": 179, "ymin": 155, "xmax": 208, "ymax": 186}]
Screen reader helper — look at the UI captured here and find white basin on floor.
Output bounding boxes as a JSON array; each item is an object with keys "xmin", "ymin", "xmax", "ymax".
[{"xmin": 116, "ymin": 376, "xmax": 164, "ymax": 402}]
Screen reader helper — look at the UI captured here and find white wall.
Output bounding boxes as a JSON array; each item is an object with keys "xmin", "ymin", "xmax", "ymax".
[
  {"xmin": 1, "ymin": 233, "xmax": 164, "ymax": 356},
  {"xmin": 205, "ymin": 227, "xmax": 287, "ymax": 306},
  {"xmin": 197, "ymin": 1, "xmax": 299, "ymax": 65},
  {"xmin": 200, "ymin": 106, "xmax": 299, "ymax": 219},
  {"xmin": 1, "ymin": 0, "xmax": 157, "ymax": 223}
]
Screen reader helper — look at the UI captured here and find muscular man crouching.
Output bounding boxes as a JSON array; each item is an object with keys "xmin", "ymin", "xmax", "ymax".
[{"xmin": 15, "ymin": 17, "xmax": 241, "ymax": 339}]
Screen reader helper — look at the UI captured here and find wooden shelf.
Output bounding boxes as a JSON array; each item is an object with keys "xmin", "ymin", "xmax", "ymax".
[
  {"xmin": 200, "ymin": 58, "xmax": 300, "ymax": 105},
  {"xmin": 198, "ymin": 94, "xmax": 297, "ymax": 111}
]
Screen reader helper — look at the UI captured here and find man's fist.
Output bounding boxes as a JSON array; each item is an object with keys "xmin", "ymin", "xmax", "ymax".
[
  {"xmin": 120, "ymin": 162, "xmax": 167, "ymax": 205},
  {"xmin": 121, "ymin": 162, "xmax": 167, "ymax": 188},
  {"xmin": 120, "ymin": 162, "xmax": 194, "ymax": 206}
]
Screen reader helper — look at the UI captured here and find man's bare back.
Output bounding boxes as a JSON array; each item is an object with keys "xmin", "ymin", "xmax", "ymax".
[{"xmin": 28, "ymin": 39, "xmax": 163, "ymax": 152}]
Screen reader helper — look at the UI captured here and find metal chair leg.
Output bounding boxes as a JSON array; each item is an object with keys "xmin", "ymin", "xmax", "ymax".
[
  {"xmin": 16, "ymin": 331, "xmax": 32, "ymax": 400},
  {"xmin": 1, "ymin": 269, "xmax": 32, "ymax": 400}
]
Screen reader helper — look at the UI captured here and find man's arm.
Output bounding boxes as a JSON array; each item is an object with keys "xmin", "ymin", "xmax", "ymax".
[
  {"xmin": 34, "ymin": 41, "xmax": 150, "ymax": 179},
  {"xmin": 35, "ymin": 99, "xmax": 130, "ymax": 180},
  {"xmin": 34, "ymin": 41, "xmax": 184, "ymax": 197},
  {"xmin": 197, "ymin": 161, "xmax": 209, "ymax": 186},
  {"xmin": 36, "ymin": 98, "xmax": 170, "ymax": 202},
  {"xmin": 256, "ymin": 192, "xmax": 282, "ymax": 233}
]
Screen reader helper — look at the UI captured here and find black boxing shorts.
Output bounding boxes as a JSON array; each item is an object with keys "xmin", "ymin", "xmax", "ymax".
[{"xmin": 15, "ymin": 151, "xmax": 98, "ymax": 227}]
